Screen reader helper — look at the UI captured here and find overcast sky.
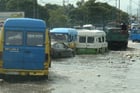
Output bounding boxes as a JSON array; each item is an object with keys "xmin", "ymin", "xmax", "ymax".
[{"xmin": 38, "ymin": 0, "xmax": 140, "ymax": 15}]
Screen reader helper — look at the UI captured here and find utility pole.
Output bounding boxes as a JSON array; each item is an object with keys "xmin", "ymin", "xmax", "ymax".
[
  {"xmin": 116, "ymin": 0, "xmax": 117, "ymax": 8},
  {"xmin": 118, "ymin": 0, "xmax": 121, "ymax": 23},
  {"xmin": 63, "ymin": 0, "xmax": 65, "ymax": 6},
  {"xmin": 138, "ymin": 0, "xmax": 140, "ymax": 22},
  {"xmin": 112, "ymin": 0, "xmax": 120, "ymax": 23},
  {"xmin": 115, "ymin": 0, "xmax": 120, "ymax": 23},
  {"xmin": 81, "ymin": 0, "xmax": 85, "ymax": 4},
  {"xmin": 17, "ymin": 0, "xmax": 19, "ymax": 11},
  {"xmin": 33, "ymin": 0, "xmax": 38, "ymax": 18},
  {"xmin": 63, "ymin": 0, "xmax": 69, "ymax": 6},
  {"xmin": 129, "ymin": 0, "xmax": 132, "ymax": 23},
  {"xmin": 130, "ymin": 0, "xmax": 132, "ymax": 16}
]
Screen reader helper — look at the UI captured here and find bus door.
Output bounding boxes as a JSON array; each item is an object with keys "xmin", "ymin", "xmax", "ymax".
[
  {"xmin": 24, "ymin": 32, "xmax": 45, "ymax": 70},
  {"xmin": 3, "ymin": 31, "xmax": 24, "ymax": 69},
  {"xmin": 86, "ymin": 36, "xmax": 95, "ymax": 48},
  {"xmin": 78, "ymin": 35, "xmax": 87, "ymax": 48},
  {"xmin": 3, "ymin": 31, "xmax": 45, "ymax": 70}
]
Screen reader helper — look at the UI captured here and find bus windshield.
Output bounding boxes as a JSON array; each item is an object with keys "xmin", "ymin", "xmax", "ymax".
[
  {"xmin": 132, "ymin": 29, "xmax": 140, "ymax": 34},
  {"xmin": 51, "ymin": 33, "xmax": 68, "ymax": 42}
]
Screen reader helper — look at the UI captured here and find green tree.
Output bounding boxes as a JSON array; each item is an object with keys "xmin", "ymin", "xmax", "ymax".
[
  {"xmin": 0, "ymin": 0, "xmax": 9, "ymax": 11},
  {"xmin": 6, "ymin": 0, "xmax": 35, "ymax": 18},
  {"xmin": 48, "ymin": 8, "xmax": 68, "ymax": 28},
  {"xmin": 1, "ymin": 0, "xmax": 129, "ymax": 28},
  {"xmin": 68, "ymin": 0, "xmax": 129, "ymax": 26},
  {"xmin": 37, "ymin": 5, "xmax": 49, "ymax": 23},
  {"xmin": 4, "ymin": 0, "xmax": 49, "ymax": 23}
]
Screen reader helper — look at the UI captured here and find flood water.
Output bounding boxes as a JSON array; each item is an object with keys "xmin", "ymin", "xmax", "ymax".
[{"xmin": 1, "ymin": 41, "xmax": 140, "ymax": 93}]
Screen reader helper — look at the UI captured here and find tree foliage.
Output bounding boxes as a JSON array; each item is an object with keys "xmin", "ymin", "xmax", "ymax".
[
  {"xmin": 48, "ymin": 8, "xmax": 68, "ymax": 28},
  {"xmin": 0, "ymin": 0, "xmax": 129, "ymax": 28}
]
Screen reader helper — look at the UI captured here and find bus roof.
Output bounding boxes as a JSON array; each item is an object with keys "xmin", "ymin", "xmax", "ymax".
[
  {"xmin": 77, "ymin": 29, "xmax": 106, "ymax": 36},
  {"xmin": 50, "ymin": 28, "xmax": 77, "ymax": 35},
  {"xmin": 4, "ymin": 18, "xmax": 46, "ymax": 29}
]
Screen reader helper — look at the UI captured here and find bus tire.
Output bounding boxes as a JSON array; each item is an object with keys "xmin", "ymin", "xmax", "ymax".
[
  {"xmin": 70, "ymin": 52, "xmax": 75, "ymax": 57},
  {"xmin": 49, "ymin": 62, "xmax": 51, "ymax": 68},
  {"xmin": 0, "ymin": 74, "xmax": 4, "ymax": 79},
  {"xmin": 73, "ymin": 51, "xmax": 76, "ymax": 57},
  {"xmin": 95, "ymin": 49, "xmax": 98, "ymax": 54},
  {"xmin": 99, "ymin": 48, "xmax": 104, "ymax": 53},
  {"xmin": 42, "ymin": 75, "xmax": 48, "ymax": 79}
]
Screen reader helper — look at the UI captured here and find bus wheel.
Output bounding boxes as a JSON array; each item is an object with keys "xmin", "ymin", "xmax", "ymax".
[
  {"xmin": 42, "ymin": 75, "xmax": 48, "ymax": 79},
  {"xmin": 70, "ymin": 52, "xmax": 75, "ymax": 57},
  {"xmin": 99, "ymin": 48, "xmax": 104, "ymax": 53},
  {"xmin": 49, "ymin": 62, "xmax": 51, "ymax": 68},
  {"xmin": 102, "ymin": 48, "xmax": 105, "ymax": 53},
  {"xmin": 73, "ymin": 52, "xmax": 75, "ymax": 57},
  {"xmin": 105, "ymin": 48, "xmax": 108, "ymax": 52},
  {"xmin": 96, "ymin": 49, "xmax": 99, "ymax": 54},
  {"xmin": 0, "ymin": 74, "xmax": 4, "ymax": 79}
]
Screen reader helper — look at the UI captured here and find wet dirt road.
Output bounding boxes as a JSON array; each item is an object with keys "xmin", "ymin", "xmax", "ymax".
[{"xmin": 1, "ymin": 41, "xmax": 140, "ymax": 93}]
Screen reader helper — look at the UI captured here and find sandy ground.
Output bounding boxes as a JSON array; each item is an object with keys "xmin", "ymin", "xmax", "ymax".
[{"xmin": 1, "ymin": 41, "xmax": 140, "ymax": 93}]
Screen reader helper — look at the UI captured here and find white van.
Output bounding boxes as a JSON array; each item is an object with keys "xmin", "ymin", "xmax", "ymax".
[
  {"xmin": 83, "ymin": 24, "xmax": 95, "ymax": 30},
  {"xmin": 76, "ymin": 29, "xmax": 108, "ymax": 54}
]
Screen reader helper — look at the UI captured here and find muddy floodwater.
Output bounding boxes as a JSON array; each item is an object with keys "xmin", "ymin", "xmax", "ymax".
[{"xmin": 1, "ymin": 41, "xmax": 140, "ymax": 93}]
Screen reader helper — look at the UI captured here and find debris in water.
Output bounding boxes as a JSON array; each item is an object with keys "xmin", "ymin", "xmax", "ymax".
[
  {"xmin": 0, "ymin": 79, "xmax": 4, "ymax": 83},
  {"xmin": 131, "ymin": 59, "xmax": 135, "ymax": 62},
  {"xmin": 97, "ymin": 75, "xmax": 101, "ymax": 77}
]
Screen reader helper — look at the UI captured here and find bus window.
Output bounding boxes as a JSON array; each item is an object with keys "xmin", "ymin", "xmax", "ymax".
[
  {"xmin": 133, "ymin": 30, "xmax": 140, "ymax": 34},
  {"xmin": 87, "ymin": 37, "xmax": 94, "ymax": 43},
  {"xmin": 68, "ymin": 35, "xmax": 73, "ymax": 42},
  {"xmin": 75, "ymin": 35, "xmax": 77, "ymax": 41},
  {"xmin": 27, "ymin": 32, "xmax": 44, "ymax": 46},
  {"xmin": 5, "ymin": 31, "xmax": 23, "ymax": 46},
  {"xmin": 102, "ymin": 36, "xmax": 105, "ymax": 42},
  {"xmin": 79, "ymin": 36, "xmax": 86, "ymax": 43},
  {"xmin": 99, "ymin": 37, "xmax": 102, "ymax": 43}
]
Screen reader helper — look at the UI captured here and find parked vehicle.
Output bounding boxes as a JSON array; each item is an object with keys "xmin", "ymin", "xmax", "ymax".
[
  {"xmin": 73, "ymin": 25, "xmax": 82, "ymax": 29},
  {"xmin": 0, "ymin": 18, "xmax": 51, "ymax": 78},
  {"xmin": 76, "ymin": 29, "xmax": 108, "ymax": 54},
  {"xmin": 83, "ymin": 24, "xmax": 95, "ymax": 30},
  {"xmin": 130, "ymin": 23, "xmax": 140, "ymax": 42},
  {"xmin": 50, "ymin": 28, "xmax": 77, "ymax": 49},
  {"xmin": 105, "ymin": 22, "xmax": 129, "ymax": 50},
  {"xmin": 94, "ymin": 24, "xmax": 104, "ymax": 30},
  {"xmin": 51, "ymin": 42, "xmax": 75, "ymax": 58}
]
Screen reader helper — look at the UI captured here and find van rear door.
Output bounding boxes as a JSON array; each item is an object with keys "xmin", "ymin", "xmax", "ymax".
[
  {"xmin": 3, "ymin": 31, "xmax": 45, "ymax": 70},
  {"xmin": 3, "ymin": 31, "xmax": 24, "ymax": 69},
  {"xmin": 23, "ymin": 32, "xmax": 45, "ymax": 70}
]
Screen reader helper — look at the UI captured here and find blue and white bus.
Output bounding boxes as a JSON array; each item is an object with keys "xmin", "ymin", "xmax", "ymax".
[
  {"xmin": 50, "ymin": 28, "xmax": 77, "ymax": 49},
  {"xmin": 130, "ymin": 24, "xmax": 140, "ymax": 42}
]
